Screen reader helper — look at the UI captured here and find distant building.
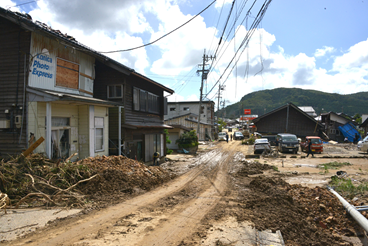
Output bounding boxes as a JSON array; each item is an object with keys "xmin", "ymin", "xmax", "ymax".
[
  {"xmin": 164, "ymin": 113, "xmax": 212, "ymax": 148},
  {"xmin": 298, "ymin": 106, "xmax": 317, "ymax": 117},
  {"xmin": 165, "ymin": 101, "xmax": 215, "ymax": 140}
]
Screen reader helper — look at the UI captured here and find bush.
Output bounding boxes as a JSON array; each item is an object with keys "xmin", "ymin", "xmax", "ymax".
[
  {"xmin": 167, "ymin": 149, "xmax": 173, "ymax": 155},
  {"xmin": 246, "ymin": 137, "xmax": 255, "ymax": 145},
  {"xmin": 176, "ymin": 130, "xmax": 199, "ymax": 149}
]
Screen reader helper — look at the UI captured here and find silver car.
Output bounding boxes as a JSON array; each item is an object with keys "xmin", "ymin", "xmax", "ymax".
[
  {"xmin": 254, "ymin": 138, "xmax": 271, "ymax": 154},
  {"xmin": 218, "ymin": 132, "xmax": 227, "ymax": 141},
  {"xmin": 358, "ymin": 135, "xmax": 368, "ymax": 153}
]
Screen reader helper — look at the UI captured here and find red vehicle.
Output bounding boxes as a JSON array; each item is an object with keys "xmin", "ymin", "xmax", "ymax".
[{"xmin": 300, "ymin": 136, "xmax": 323, "ymax": 153}]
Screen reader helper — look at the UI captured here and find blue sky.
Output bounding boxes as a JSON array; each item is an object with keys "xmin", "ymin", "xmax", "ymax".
[{"xmin": 2, "ymin": 0, "xmax": 368, "ymax": 111}]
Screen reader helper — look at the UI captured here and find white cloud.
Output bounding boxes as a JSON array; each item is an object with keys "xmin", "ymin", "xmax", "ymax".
[
  {"xmin": 215, "ymin": 0, "xmax": 233, "ymax": 9},
  {"xmin": 0, "ymin": 0, "xmax": 20, "ymax": 11},
  {"xmin": 333, "ymin": 38, "xmax": 368, "ymax": 71},
  {"xmin": 3, "ymin": 0, "xmax": 367, "ymax": 103},
  {"xmin": 314, "ymin": 46, "xmax": 335, "ymax": 57},
  {"xmin": 27, "ymin": 0, "xmax": 150, "ymax": 72}
]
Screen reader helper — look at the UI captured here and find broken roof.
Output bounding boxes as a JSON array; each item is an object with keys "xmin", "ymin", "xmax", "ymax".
[{"xmin": 0, "ymin": 7, "xmax": 174, "ymax": 94}]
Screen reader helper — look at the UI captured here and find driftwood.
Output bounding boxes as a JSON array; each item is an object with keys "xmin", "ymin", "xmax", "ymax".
[
  {"xmin": 65, "ymin": 152, "xmax": 78, "ymax": 163},
  {"xmin": 54, "ymin": 174, "xmax": 99, "ymax": 197},
  {"xmin": 18, "ymin": 173, "xmax": 99, "ymax": 208},
  {"xmin": 15, "ymin": 193, "xmax": 56, "ymax": 209},
  {"xmin": 0, "ymin": 192, "xmax": 10, "ymax": 214}
]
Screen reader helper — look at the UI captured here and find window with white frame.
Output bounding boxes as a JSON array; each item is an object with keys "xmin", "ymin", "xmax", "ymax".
[
  {"xmin": 107, "ymin": 85, "xmax": 123, "ymax": 98},
  {"xmin": 95, "ymin": 117, "xmax": 104, "ymax": 151},
  {"xmin": 133, "ymin": 87, "xmax": 160, "ymax": 114}
]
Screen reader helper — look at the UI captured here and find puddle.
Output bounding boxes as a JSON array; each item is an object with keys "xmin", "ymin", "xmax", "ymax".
[{"xmin": 294, "ymin": 164, "xmax": 318, "ymax": 168}]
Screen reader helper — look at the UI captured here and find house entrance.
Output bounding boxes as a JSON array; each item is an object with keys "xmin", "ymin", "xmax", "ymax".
[
  {"xmin": 50, "ymin": 117, "xmax": 70, "ymax": 159},
  {"xmin": 51, "ymin": 129, "xmax": 70, "ymax": 159}
]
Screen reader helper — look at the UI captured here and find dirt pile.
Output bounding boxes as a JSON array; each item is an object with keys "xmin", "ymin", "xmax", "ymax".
[
  {"xmin": 0, "ymin": 154, "xmax": 173, "ymax": 209},
  {"xmin": 228, "ymin": 161, "xmax": 363, "ymax": 245},
  {"xmin": 79, "ymin": 156, "xmax": 173, "ymax": 204}
]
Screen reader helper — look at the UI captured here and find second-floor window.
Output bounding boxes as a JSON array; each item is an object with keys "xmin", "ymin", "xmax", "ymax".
[
  {"xmin": 107, "ymin": 85, "xmax": 123, "ymax": 99},
  {"xmin": 133, "ymin": 87, "xmax": 160, "ymax": 114}
]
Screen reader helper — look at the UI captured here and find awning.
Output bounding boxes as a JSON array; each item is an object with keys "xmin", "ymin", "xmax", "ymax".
[
  {"xmin": 27, "ymin": 87, "xmax": 123, "ymax": 107},
  {"xmin": 123, "ymin": 123, "xmax": 173, "ymax": 129}
]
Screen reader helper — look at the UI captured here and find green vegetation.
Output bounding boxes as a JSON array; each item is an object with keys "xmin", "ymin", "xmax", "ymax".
[
  {"xmin": 216, "ymin": 88, "xmax": 368, "ymax": 118},
  {"xmin": 217, "ymin": 119, "xmax": 226, "ymax": 132},
  {"xmin": 164, "ymin": 129, "xmax": 173, "ymax": 155},
  {"xmin": 318, "ymin": 161, "xmax": 351, "ymax": 172},
  {"xmin": 272, "ymin": 166, "xmax": 279, "ymax": 172},
  {"xmin": 330, "ymin": 177, "xmax": 368, "ymax": 199},
  {"xmin": 176, "ymin": 130, "xmax": 199, "ymax": 149}
]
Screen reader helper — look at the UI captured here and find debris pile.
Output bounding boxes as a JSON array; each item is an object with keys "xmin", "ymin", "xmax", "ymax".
[
  {"xmin": 231, "ymin": 162, "xmax": 362, "ymax": 245},
  {"xmin": 0, "ymin": 154, "xmax": 172, "ymax": 209}
]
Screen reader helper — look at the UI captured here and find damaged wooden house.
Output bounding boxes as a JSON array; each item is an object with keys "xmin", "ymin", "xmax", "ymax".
[{"xmin": 0, "ymin": 7, "xmax": 174, "ymax": 162}]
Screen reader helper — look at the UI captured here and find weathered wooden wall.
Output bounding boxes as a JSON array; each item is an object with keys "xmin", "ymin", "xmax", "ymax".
[
  {"xmin": 0, "ymin": 18, "xmax": 31, "ymax": 156},
  {"xmin": 255, "ymin": 106, "xmax": 320, "ymax": 137}
]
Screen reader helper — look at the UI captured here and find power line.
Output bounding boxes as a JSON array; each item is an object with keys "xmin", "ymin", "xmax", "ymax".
[
  {"xmin": 99, "ymin": 0, "xmax": 217, "ymax": 54},
  {"xmin": 205, "ymin": 0, "xmax": 272, "ymax": 99},
  {"xmin": 7, "ymin": 0, "xmax": 39, "ymax": 9}
]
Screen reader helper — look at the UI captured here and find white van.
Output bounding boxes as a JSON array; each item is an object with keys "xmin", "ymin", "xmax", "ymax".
[{"xmin": 218, "ymin": 132, "xmax": 227, "ymax": 141}]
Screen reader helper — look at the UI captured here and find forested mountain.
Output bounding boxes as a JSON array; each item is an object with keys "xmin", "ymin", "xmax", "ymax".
[{"xmin": 216, "ymin": 88, "xmax": 368, "ymax": 118}]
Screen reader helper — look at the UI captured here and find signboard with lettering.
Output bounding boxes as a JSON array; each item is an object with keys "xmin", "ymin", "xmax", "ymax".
[
  {"xmin": 244, "ymin": 109, "xmax": 251, "ymax": 115},
  {"xmin": 31, "ymin": 54, "xmax": 54, "ymax": 79},
  {"xmin": 240, "ymin": 115, "xmax": 258, "ymax": 121}
]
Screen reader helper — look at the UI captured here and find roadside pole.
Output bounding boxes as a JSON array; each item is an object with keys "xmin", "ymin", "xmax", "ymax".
[{"xmin": 197, "ymin": 50, "xmax": 215, "ymax": 140}]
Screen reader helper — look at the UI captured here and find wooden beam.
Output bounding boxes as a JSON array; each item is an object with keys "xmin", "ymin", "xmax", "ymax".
[{"xmin": 22, "ymin": 137, "xmax": 45, "ymax": 157}]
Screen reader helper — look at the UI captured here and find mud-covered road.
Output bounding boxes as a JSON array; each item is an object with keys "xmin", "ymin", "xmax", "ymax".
[{"xmin": 5, "ymin": 140, "xmax": 367, "ymax": 246}]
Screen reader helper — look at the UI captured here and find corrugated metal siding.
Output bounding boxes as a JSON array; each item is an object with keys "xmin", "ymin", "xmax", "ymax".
[
  {"xmin": 29, "ymin": 32, "xmax": 95, "ymax": 95},
  {"xmin": 0, "ymin": 18, "xmax": 31, "ymax": 156}
]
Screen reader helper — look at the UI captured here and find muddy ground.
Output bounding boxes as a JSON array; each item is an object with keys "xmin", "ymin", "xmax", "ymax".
[{"xmin": 1, "ymin": 139, "xmax": 368, "ymax": 245}]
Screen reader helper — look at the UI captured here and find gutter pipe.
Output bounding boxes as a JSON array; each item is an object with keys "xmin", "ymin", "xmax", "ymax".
[{"xmin": 328, "ymin": 186, "xmax": 368, "ymax": 232}]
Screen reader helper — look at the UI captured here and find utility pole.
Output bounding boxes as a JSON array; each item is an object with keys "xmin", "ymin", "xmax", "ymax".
[{"xmin": 196, "ymin": 50, "xmax": 215, "ymax": 140}]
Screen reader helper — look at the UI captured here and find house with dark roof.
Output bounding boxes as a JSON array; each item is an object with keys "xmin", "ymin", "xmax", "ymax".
[
  {"xmin": 252, "ymin": 103, "xmax": 323, "ymax": 138},
  {"xmin": 0, "ymin": 7, "xmax": 173, "ymax": 162}
]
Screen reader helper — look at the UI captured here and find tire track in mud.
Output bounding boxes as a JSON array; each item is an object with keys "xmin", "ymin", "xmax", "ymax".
[{"xmin": 9, "ymin": 143, "xmax": 238, "ymax": 246}]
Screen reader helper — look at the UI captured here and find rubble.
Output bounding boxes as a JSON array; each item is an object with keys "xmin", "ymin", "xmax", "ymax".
[
  {"xmin": 224, "ymin": 161, "xmax": 365, "ymax": 245},
  {"xmin": 0, "ymin": 154, "xmax": 173, "ymax": 209}
]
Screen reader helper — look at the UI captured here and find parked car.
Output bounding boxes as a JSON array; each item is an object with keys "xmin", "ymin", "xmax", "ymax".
[
  {"xmin": 254, "ymin": 138, "xmax": 271, "ymax": 154},
  {"xmin": 263, "ymin": 135, "xmax": 277, "ymax": 146},
  {"xmin": 276, "ymin": 133, "xmax": 299, "ymax": 154},
  {"xmin": 228, "ymin": 127, "xmax": 232, "ymax": 132},
  {"xmin": 218, "ymin": 132, "xmax": 227, "ymax": 141},
  {"xmin": 358, "ymin": 135, "xmax": 368, "ymax": 153},
  {"xmin": 300, "ymin": 136, "xmax": 323, "ymax": 153},
  {"xmin": 233, "ymin": 131, "xmax": 244, "ymax": 140}
]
